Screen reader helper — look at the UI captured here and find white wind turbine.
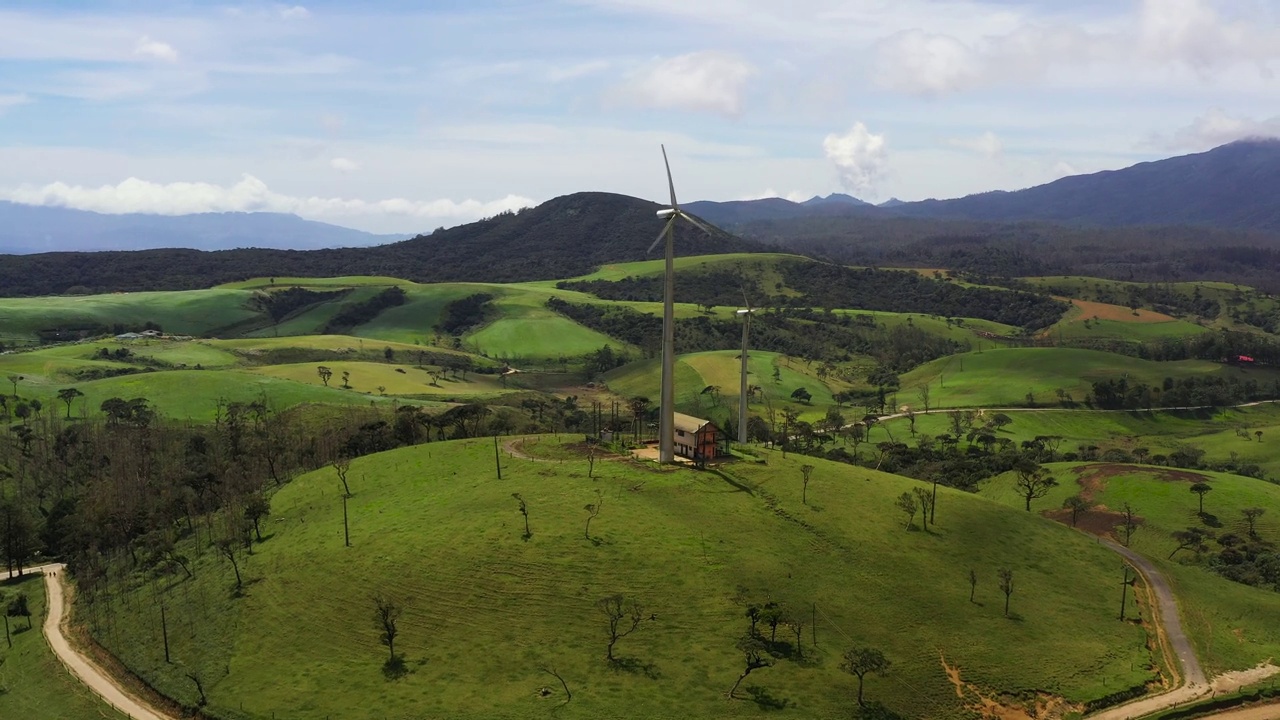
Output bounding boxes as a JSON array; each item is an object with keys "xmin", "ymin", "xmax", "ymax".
[
  {"xmin": 736, "ymin": 287, "xmax": 754, "ymax": 445},
  {"xmin": 649, "ymin": 145, "xmax": 719, "ymax": 463}
]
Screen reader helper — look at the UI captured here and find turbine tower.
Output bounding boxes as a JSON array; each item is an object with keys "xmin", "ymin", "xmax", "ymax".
[
  {"xmin": 736, "ymin": 293, "xmax": 754, "ymax": 445},
  {"xmin": 650, "ymin": 145, "xmax": 718, "ymax": 462}
]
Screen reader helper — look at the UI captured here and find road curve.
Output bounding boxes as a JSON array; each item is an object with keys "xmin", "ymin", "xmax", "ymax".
[{"xmin": 18, "ymin": 564, "xmax": 178, "ymax": 720}]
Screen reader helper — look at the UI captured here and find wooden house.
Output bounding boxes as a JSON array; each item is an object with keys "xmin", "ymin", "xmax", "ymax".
[{"xmin": 673, "ymin": 412, "xmax": 726, "ymax": 464}]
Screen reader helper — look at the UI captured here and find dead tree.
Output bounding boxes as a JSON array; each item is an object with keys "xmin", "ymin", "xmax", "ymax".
[{"xmin": 597, "ymin": 594, "xmax": 643, "ymax": 662}]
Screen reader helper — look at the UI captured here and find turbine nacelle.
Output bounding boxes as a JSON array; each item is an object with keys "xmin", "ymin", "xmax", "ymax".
[
  {"xmin": 647, "ymin": 144, "xmax": 721, "ymax": 255},
  {"xmin": 656, "ymin": 208, "xmax": 677, "ymax": 219}
]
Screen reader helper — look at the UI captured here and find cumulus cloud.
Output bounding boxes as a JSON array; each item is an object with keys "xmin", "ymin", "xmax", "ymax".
[
  {"xmin": 278, "ymin": 5, "xmax": 311, "ymax": 20},
  {"xmin": 0, "ymin": 93, "xmax": 31, "ymax": 114},
  {"xmin": 2, "ymin": 175, "xmax": 535, "ymax": 225},
  {"xmin": 874, "ymin": 30, "xmax": 982, "ymax": 95},
  {"xmin": 623, "ymin": 51, "xmax": 756, "ymax": 117},
  {"xmin": 948, "ymin": 131, "xmax": 1003, "ymax": 160},
  {"xmin": 1162, "ymin": 108, "xmax": 1280, "ymax": 151},
  {"xmin": 823, "ymin": 123, "xmax": 888, "ymax": 197},
  {"xmin": 329, "ymin": 157, "xmax": 359, "ymax": 172},
  {"xmin": 134, "ymin": 35, "xmax": 178, "ymax": 63}
]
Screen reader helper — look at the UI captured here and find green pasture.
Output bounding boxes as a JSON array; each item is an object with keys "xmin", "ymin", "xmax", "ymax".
[
  {"xmin": 835, "ymin": 310, "xmax": 1020, "ymax": 347},
  {"xmin": 0, "ymin": 288, "xmax": 259, "ymax": 343},
  {"xmin": 249, "ymin": 361, "xmax": 510, "ymax": 398},
  {"xmin": 554, "ymin": 252, "xmax": 805, "ymax": 283},
  {"xmin": 217, "ymin": 275, "xmax": 415, "ymax": 290},
  {"xmin": 93, "ymin": 438, "xmax": 1154, "ymax": 720},
  {"xmin": 900, "ymin": 348, "xmax": 1280, "ymax": 409},
  {"xmin": 0, "ymin": 574, "xmax": 128, "ymax": 720},
  {"xmin": 980, "ymin": 463, "xmax": 1280, "ymax": 676}
]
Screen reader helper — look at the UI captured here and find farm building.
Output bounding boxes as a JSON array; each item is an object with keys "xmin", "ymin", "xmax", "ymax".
[{"xmin": 673, "ymin": 413, "xmax": 727, "ymax": 463}]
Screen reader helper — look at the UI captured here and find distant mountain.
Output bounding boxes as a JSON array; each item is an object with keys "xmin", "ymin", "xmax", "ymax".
[
  {"xmin": 801, "ymin": 193, "xmax": 869, "ymax": 207},
  {"xmin": 0, "ymin": 192, "xmax": 764, "ymax": 296},
  {"xmin": 686, "ymin": 194, "xmax": 882, "ymax": 226},
  {"xmin": 878, "ymin": 198, "xmax": 905, "ymax": 208},
  {"xmin": 0, "ymin": 203, "xmax": 401, "ymax": 254},
  {"xmin": 890, "ymin": 139, "xmax": 1280, "ymax": 231}
]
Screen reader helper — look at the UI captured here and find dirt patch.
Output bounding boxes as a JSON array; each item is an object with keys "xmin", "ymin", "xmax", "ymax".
[
  {"xmin": 1071, "ymin": 464, "xmax": 1210, "ymax": 500},
  {"xmin": 1067, "ymin": 298, "xmax": 1177, "ymax": 323},
  {"xmin": 1211, "ymin": 662, "xmax": 1280, "ymax": 694},
  {"xmin": 1043, "ymin": 507, "xmax": 1142, "ymax": 539},
  {"xmin": 940, "ymin": 652, "xmax": 1080, "ymax": 720}
]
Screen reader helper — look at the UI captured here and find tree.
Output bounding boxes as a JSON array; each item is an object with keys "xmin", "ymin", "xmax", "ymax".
[
  {"xmin": 1189, "ymin": 482, "xmax": 1213, "ymax": 515},
  {"xmin": 6, "ymin": 374, "xmax": 21, "ymax": 398},
  {"xmin": 912, "ymin": 487, "xmax": 933, "ymax": 530},
  {"xmin": 244, "ymin": 493, "xmax": 271, "ymax": 542},
  {"xmin": 341, "ymin": 370, "xmax": 351, "ymax": 389},
  {"xmin": 57, "ymin": 387, "xmax": 84, "ymax": 419},
  {"xmin": 800, "ymin": 465, "xmax": 815, "ymax": 505},
  {"xmin": 215, "ymin": 536, "xmax": 243, "ymax": 590},
  {"xmin": 790, "ymin": 387, "xmax": 813, "ymax": 404},
  {"xmin": 584, "ymin": 490, "xmax": 603, "ymax": 541},
  {"xmin": 1119, "ymin": 503, "xmax": 1140, "ymax": 547},
  {"xmin": 1169, "ymin": 527, "xmax": 1213, "ymax": 559},
  {"xmin": 1241, "ymin": 507, "xmax": 1266, "ymax": 538},
  {"xmin": 895, "ymin": 492, "xmax": 918, "ymax": 530},
  {"xmin": 1062, "ymin": 496, "xmax": 1092, "ymax": 527},
  {"xmin": 1013, "ymin": 461, "xmax": 1057, "ymax": 512},
  {"xmin": 841, "ymin": 646, "xmax": 890, "ymax": 707},
  {"xmin": 383, "ymin": 346, "xmax": 395, "ymax": 362},
  {"xmin": 6, "ymin": 592, "xmax": 31, "ymax": 630},
  {"xmin": 917, "ymin": 384, "xmax": 930, "ymax": 413},
  {"xmin": 317, "ymin": 366, "xmax": 333, "ymax": 387},
  {"xmin": 597, "ymin": 594, "xmax": 642, "ymax": 662},
  {"xmin": 968, "ymin": 569, "xmax": 977, "ymax": 603},
  {"xmin": 333, "ymin": 457, "xmax": 352, "ymax": 497},
  {"xmin": 512, "ymin": 493, "xmax": 530, "ymax": 540},
  {"xmin": 997, "ymin": 568, "xmax": 1014, "ymax": 617},
  {"xmin": 729, "ymin": 634, "xmax": 773, "ymax": 699},
  {"xmin": 1256, "ymin": 430, "xmax": 1264, "ymax": 442},
  {"xmin": 373, "ymin": 595, "xmax": 403, "ymax": 663}
]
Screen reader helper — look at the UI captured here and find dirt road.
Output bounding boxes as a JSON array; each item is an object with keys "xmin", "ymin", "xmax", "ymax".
[{"xmin": 25, "ymin": 564, "xmax": 177, "ymax": 720}]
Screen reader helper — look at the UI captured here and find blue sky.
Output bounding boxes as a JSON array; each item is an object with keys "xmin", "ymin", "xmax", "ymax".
[{"xmin": 1, "ymin": 0, "xmax": 1279, "ymax": 233}]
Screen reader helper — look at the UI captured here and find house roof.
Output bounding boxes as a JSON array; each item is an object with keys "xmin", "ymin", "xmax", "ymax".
[{"xmin": 674, "ymin": 412, "xmax": 716, "ymax": 433}]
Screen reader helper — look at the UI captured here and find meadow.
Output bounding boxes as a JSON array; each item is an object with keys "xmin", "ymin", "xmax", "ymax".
[{"xmin": 90, "ymin": 437, "xmax": 1155, "ymax": 720}]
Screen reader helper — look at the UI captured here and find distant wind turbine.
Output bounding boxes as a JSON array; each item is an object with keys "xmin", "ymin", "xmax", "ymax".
[
  {"xmin": 736, "ymin": 286, "xmax": 754, "ymax": 446},
  {"xmin": 650, "ymin": 145, "xmax": 721, "ymax": 463}
]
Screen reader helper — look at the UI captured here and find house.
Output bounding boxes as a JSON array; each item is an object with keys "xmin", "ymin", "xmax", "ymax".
[
  {"xmin": 673, "ymin": 412, "xmax": 726, "ymax": 463},
  {"xmin": 114, "ymin": 332, "xmax": 144, "ymax": 340}
]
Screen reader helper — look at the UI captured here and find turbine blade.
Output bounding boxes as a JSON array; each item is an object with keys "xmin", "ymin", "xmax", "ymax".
[
  {"xmin": 677, "ymin": 211, "xmax": 716, "ymax": 237},
  {"xmin": 647, "ymin": 218, "xmax": 676, "ymax": 254},
  {"xmin": 662, "ymin": 144, "xmax": 678, "ymax": 210}
]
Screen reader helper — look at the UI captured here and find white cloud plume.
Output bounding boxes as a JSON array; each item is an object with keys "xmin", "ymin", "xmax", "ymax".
[
  {"xmin": 134, "ymin": 35, "xmax": 178, "ymax": 63},
  {"xmin": 874, "ymin": 30, "xmax": 983, "ymax": 95},
  {"xmin": 278, "ymin": 5, "xmax": 311, "ymax": 20},
  {"xmin": 0, "ymin": 93, "xmax": 31, "ymax": 114},
  {"xmin": 329, "ymin": 157, "xmax": 359, "ymax": 172},
  {"xmin": 947, "ymin": 131, "xmax": 1003, "ymax": 159},
  {"xmin": 2, "ymin": 175, "xmax": 535, "ymax": 226},
  {"xmin": 823, "ymin": 122, "xmax": 887, "ymax": 197},
  {"xmin": 623, "ymin": 51, "xmax": 756, "ymax": 117},
  {"xmin": 1162, "ymin": 108, "xmax": 1280, "ymax": 151}
]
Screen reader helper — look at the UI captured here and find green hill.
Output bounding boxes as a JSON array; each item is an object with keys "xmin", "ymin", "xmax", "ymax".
[{"xmin": 90, "ymin": 439, "xmax": 1157, "ymax": 720}]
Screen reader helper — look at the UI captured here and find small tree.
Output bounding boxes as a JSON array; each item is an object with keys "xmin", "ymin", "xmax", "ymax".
[
  {"xmin": 244, "ymin": 493, "xmax": 271, "ymax": 542},
  {"xmin": 1014, "ymin": 462, "xmax": 1058, "ymax": 512},
  {"xmin": 998, "ymin": 568, "xmax": 1014, "ymax": 617},
  {"xmin": 1189, "ymin": 482, "xmax": 1213, "ymax": 515},
  {"xmin": 317, "ymin": 366, "xmax": 333, "ymax": 386},
  {"xmin": 215, "ymin": 537, "xmax": 243, "ymax": 590},
  {"xmin": 790, "ymin": 387, "xmax": 812, "ymax": 404},
  {"xmin": 597, "ymin": 594, "xmax": 642, "ymax": 662},
  {"xmin": 1063, "ymin": 496, "xmax": 1091, "ymax": 527},
  {"xmin": 967, "ymin": 569, "xmax": 977, "ymax": 603},
  {"xmin": 6, "ymin": 592, "xmax": 31, "ymax": 630},
  {"xmin": 584, "ymin": 490, "xmax": 603, "ymax": 541},
  {"xmin": 913, "ymin": 487, "xmax": 933, "ymax": 530},
  {"xmin": 800, "ymin": 464, "xmax": 815, "ymax": 505},
  {"xmin": 1119, "ymin": 503, "xmax": 1140, "ymax": 547},
  {"xmin": 917, "ymin": 384, "xmax": 930, "ymax": 413},
  {"xmin": 373, "ymin": 595, "xmax": 403, "ymax": 663},
  {"xmin": 1169, "ymin": 527, "xmax": 1213, "ymax": 559},
  {"xmin": 57, "ymin": 387, "xmax": 84, "ymax": 419},
  {"xmin": 512, "ymin": 493, "xmax": 531, "ymax": 540},
  {"xmin": 1241, "ymin": 507, "xmax": 1266, "ymax": 538},
  {"xmin": 729, "ymin": 634, "xmax": 773, "ymax": 699},
  {"xmin": 895, "ymin": 492, "xmax": 918, "ymax": 530},
  {"xmin": 341, "ymin": 370, "xmax": 351, "ymax": 389},
  {"xmin": 333, "ymin": 457, "xmax": 352, "ymax": 497},
  {"xmin": 6, "ymin": 374, "xmax": 21, "ymax": 398},
  {"xmin": 841, "ymin": 646, "xmax": 890, "ymax": 707}
]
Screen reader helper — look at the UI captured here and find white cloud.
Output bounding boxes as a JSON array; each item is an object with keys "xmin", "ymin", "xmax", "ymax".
[
  {"xmin": 738, "ymin": 188, "xmax": 810, "ymax": 202},
  {"xmin": 0, "ymin": 93, "xmax": 32, "ymax": 114},
  {"xmin": 874, "ymin": 30, "xmax": 983, "ymax": 94},
  {"xmin": 622, "ymin": 51, "xmax": 756, "ymax": 117},
  {"xmin": 278, "ymin": 5, "xmax": 311, "ymax": 20},
  {"xmin": 823, "ymin": 122, "xmax": 888, "ymax": 197},
  {"xmin": 2, "ymin": 175, "xmax": 535, "ymax": 226},
  {"xmin": 329, "ymin": 157, "xmax": 359, "ymax": 172},
  {"xmin": 1052, "ymin": 161, "xmax": 1079, "ymax": 178},
  {"xmin": 948, "ymin": 131, "xmax": 1003, "ymax": 159},
  {"xmin": 1161, "ymin": 108, "xmax": 1280, "ymax": 151},
  {"xmin": 134, "ymin": 35, "xmax": 178, "ymax": 63}
]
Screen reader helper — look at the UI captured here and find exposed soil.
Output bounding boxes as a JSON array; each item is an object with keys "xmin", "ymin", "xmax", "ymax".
[
  {"xmin": 940, "ymin": 652, "xmax": 1080, "ymax": 720},
  {"xmin": 1071, "ymin": 464, "xmax": 1210, "ymax": 501},
  {"xmin": 1043, "ymin": 507, "xmax": 1142, "ymax": 539},
  {"xmin": 1066, "ymin": 298, "xmax": 1178, "ymax": 323}
]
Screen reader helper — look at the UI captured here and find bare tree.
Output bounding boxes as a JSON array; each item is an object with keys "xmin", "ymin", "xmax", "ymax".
[
  {"xmin": 333, "ymin": 457, "xmax": 352, "ymax": 497},
  {"xmin": 895, "ymin": 492, "xmax": 918, "ymax": 530},
  {"xmin": 841, "ymin": 646, "xmax": 890, "ymax": 707},
  {"xmin": 512, "ymin": 493, "xmax": 531, "ymax": 541},
  {"xmin": 917, "ymin": 384, "xmax": 930, "ymax": 413},
  {"xmin": 597, "ymin": 594, "xmax": 642, "ymax": 662},
  {"xmin": 1189, "ymin": 482, "xmax": 1213, "ymax": 516},
  {"xmin": 800, "ymin": 464, "xmax": 815, "ymax": 505},
  {"xmin": 587, "ymin": 443, "xmax": 598, "ymax": 479},
  {"xmin": 373, "ymin": 595, "xmax": 403, "ymax": 663},
  {"xmin": 729, "ymin": 634, "xmax": 772, "ymax": 699},
  {"xmin": 1242, "ymin": 507, "xmax": 1266, "ymax": 538},
  {"xmin": 1013, "ymin": 461, "xmax": 1058, "ymax": 512},
  {"xmin": 998, "ymin": 568, "xmax": 1014, "ymax": 617},
  {"xmin": 1119, "ymin": 503, "xmax": 1140, "ymax": 547},
  {"xmin": 584, "ymin": 490, "xmax": 603, "ymax": 541},
  {"xmin": 967, "ymin": 569, "xmax": 977, "ymax": 603},
  {"xmin": 912, "ymin": 487, "xmax": 933, "ymax": 531},
  {"xmin": 215, "ymin": 536, "xmax": 243, "ymax": 590}
]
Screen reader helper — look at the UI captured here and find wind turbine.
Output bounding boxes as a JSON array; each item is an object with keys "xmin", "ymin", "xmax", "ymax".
[
  {"xmin": 649, "ymin": 145, "xmax": 718, "ymax": 463},
  {"xmin": 736, "ymin": 287, "xmax": 754, "ymax": 445}
]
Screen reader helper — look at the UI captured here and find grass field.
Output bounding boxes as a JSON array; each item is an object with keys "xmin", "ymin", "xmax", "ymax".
[
  {"xmin": 0, "ymin": 574, "xmax": 127, "ymax": 720},
  {"xmin": 979, "ymin": 463, "xmax": 1280, "ymax": 676},
  {"xmin": 249, "ymin": 361, "xmax": 510, "ymax": 398},
  {"xmin": 899, "ymin": 348, "xmax": 1280, "ymax": 409},
  {"xmin": 91, "ymin": 438, "xmax": 1154, "ymax": 720},
  {"xmin": 1041, "ymin": 298, "xmax": 1209, "ymax": 342},
  {"xmin": 0, "ymin": 289, "xmax": 260, "ymax": 344}
]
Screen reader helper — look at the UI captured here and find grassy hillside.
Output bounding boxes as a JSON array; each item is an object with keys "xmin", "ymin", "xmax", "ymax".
[
  {"xmin": 90, "ymin": 439, "xmax": 1155, "ymax": 720},
  {"xmin": 0, "ymin": 289, "xmax": 259, "ymax": 344},
  {"xmin": 0, "ymin": 574, "xmax": 128, "ymax": 720},
  {"xmin": 979, "ymin": 463, "xmax": 1280, "ymax": 675}
]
